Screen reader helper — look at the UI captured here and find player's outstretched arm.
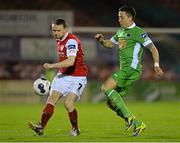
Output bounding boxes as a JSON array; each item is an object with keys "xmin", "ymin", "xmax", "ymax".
[
  {"xmin": 146, "ymin": 43, "xmax": 164, "ymax": 77},
  {"xmin": 43, "ymin": 56, "xmax": 75, "ymax": 69},
  {"xmin": 95, "ymin": 34, "xmax": 114, "ymax": 48}
]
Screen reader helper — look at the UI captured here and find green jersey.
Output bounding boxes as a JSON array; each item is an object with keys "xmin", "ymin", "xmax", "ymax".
[{"xmin": 111, "ymin": 23, "xmax": 152, "ymax": 71}]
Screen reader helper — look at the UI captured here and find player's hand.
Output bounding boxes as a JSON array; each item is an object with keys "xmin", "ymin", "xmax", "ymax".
[
  {"xmin": 154, "ymin": 66, "xmax": 164, "ymax": 77},
  {"xmin": 95, "ymin": 34, "xmax": 104, "ymax": 42},
  {"xmin": 43, "ymin": 63, "xmax": 54, "ymax": 69}
]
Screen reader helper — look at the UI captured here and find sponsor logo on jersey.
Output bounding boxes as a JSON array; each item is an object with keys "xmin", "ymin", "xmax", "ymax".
[
  {"xmin": 69, "ymin": 49, "xmax": 76, "ymax": 53},
  {"xmin": 68, "ymin": 45, "xmax": 76, "ymax": 50}
]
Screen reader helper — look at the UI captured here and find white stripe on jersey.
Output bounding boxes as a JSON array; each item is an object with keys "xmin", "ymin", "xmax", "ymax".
[{"xmin": 131, "ymin": 43, "xmax": 141, "ymax": 69}]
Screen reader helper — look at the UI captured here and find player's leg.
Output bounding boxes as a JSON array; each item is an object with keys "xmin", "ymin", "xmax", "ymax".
[
  {"xmin": 102, "ymin": 70, "xmax": 136, "ymax": 131},
  {"xmin": 28, "ymin": 74, "xmax": 64, "ymax": 135},
  {"xmin": 119, "ymin": 68, "xmax": 145, "ymax": 135},
  {"xmin": 124, "ymin": 69, "xmax": 145, "ymax": 135},
  {"xmin": 103, "ymin": 78, "xmax": 136, "ymax": 131},
  {"xmin": 63, "ymin": 76, "xmax": 87, "ymax": 136},
  {"xmin": 115, "ymin": 86, "xmax": 135, "ymax": 131},
  {"xmin": 64, "ymin": 92, "xmax": 80, "ymax": 136},
  {"xmin": 28, "ymin": 90, "xmax": 62, "ymax": 135},
  {"xmin": 102, "ymin": 76, "xmax": 132, "ymax": 119},
  {"xmin": 106, "ymin": 98, "xmax": 124, "ymax": 119},
  {"xmin": 103, "ymin": 69, "xmax": 145, "ymax": 135},
  {"xmin": 41, "ymin": 90, "xmax": 62, "ymax": 128}
]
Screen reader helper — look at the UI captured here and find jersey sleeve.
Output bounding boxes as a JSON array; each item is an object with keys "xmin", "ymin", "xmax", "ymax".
[
  {"xmin": 110, "ymin": 31, "xmax": 119, "ymax": 45},
  {"xmin": 66, "ymin": 39, "xmax": 78, "ymax": 57},
  {"xmin": 137, "ymin": 31, "xmax": 152, "ymax": 47}
]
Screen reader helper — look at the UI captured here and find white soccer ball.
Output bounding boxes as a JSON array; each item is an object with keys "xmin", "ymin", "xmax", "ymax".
[{"xmin": 33, "ymin": 78, "xmax": 51, "ymax": 96}]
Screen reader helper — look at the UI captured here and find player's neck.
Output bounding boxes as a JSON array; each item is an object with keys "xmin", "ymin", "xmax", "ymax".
[{"xmin": 125, "ymin": 22, "xmax": 135, "ymax": 29}]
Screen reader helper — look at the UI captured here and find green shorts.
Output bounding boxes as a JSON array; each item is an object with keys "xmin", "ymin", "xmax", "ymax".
[{"xmin": 111, "ymin": 67, "xmax": 141, "ymax": 97}]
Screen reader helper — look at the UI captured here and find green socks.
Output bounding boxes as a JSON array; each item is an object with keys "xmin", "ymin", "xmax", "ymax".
[
  {"xmin": 107, "ymin": 99, "xmax": 125, "ymax": 119},
  {"xmin": 105, "ymin": 89, "xmax": 142, "ymax": 128},
  {"xmin": 105, "ymin": 89, "xmax": 131, "ymax": 118}
]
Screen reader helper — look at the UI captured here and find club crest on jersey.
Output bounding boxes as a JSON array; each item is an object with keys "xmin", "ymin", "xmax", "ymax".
[
  {"xmin": 68, "ymin": 45, "xmax": 76, "ymax": 50},
  {"xmin": 59, "ymin": 45, "xmax": 64, "ymax": 51},
  {"xmin": 119, "ymin": 39, "xmax": 126, "ymax": 48},
  {"xmin": 126, "ymin": 33, "xmax": 131, "ymax": 38}
]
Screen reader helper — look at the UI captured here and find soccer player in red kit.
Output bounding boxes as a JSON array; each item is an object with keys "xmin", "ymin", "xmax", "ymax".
[{"xmin": 28, "ymin": 18, "xmax": 88, "ymax": 136}]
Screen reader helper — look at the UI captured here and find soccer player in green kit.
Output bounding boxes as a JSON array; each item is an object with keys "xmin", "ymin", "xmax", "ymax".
[{"xmin": 95, "ymin": 5, "xmax": 163, "ymax": 136}]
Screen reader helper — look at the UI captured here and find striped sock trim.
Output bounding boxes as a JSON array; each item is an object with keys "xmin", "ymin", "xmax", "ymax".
[{"xmin": 107, "ymin": 89, "xmax": 115, "ymax": 97}]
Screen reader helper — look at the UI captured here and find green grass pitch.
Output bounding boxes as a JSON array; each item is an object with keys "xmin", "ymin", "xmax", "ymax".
[{"xmin": 0, "ymin": 101, "xmax": 180, "ymax": 142}]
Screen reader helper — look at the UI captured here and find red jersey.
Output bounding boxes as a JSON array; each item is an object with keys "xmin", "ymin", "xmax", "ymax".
[{"xmin": 56, "ymin": 32, "xmax": 88, "ymax": 76}]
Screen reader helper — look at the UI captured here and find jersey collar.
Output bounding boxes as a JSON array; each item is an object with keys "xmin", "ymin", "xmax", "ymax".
[
  {"xmin": 126, "ymin": 22, "xmax": 136, "ymax": 29},
  {"xmin": 60, "ymin": 32, "xmax": 69, "ymax": 41}
]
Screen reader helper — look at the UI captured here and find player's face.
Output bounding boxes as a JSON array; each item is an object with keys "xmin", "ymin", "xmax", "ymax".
[
  {"xmin": 52, "ymin": 24, "xmax": 67, "ymax": 40},
  {"xmin": 118, "ymin": 11, "xmax": 133, "ymax": 28}
]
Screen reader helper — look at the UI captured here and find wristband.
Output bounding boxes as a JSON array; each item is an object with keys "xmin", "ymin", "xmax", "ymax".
[{"xmin": 154, "ymin": 62, "xmax": 159, "ymax": 67}]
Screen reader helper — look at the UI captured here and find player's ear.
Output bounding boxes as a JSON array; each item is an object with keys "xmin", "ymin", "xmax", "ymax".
[{"xmin": 127, "ymin": 14, "xmax": 132, "ymax": 20}]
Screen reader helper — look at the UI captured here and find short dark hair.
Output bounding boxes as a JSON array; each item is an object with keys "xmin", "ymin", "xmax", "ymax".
[
  {"xmin": 119, "ymin": 5, "xmax": 136, "ymax": 20},
  {"xmin": 53, "ymin": 18, "xmax": 67, "ymax": 28}
]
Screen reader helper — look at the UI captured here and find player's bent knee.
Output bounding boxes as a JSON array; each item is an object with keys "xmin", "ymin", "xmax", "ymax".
[
  {"xmin": 46, "ymin": 91, "xmax": 61, "ymax": 106},
  {"xmin": 101, "ymin": 84, "xmax": 109, "ymax": 93},
  {"xmin": 47, "ymin": 100, "xmax": 56, "ymax": 106},
  {"xmin": 101, "ymin": 84, "xmax": 105, "ymax": 92},
  {"xmin": 64, "ymin": 100, "xmax": 74, "ymax": 111}
]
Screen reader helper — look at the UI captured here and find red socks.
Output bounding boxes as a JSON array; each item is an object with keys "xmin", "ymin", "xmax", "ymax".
[
  {"xmin": 40, "ymin": 104, "xmax": 78, "ymax": 130},
  {"xmin": 41, "ymin": 103, "xmax": 54, "ymax": 128},
  {"xmin": 68, "ymin": 109, "xmax": 78, "ymax": 129}
]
